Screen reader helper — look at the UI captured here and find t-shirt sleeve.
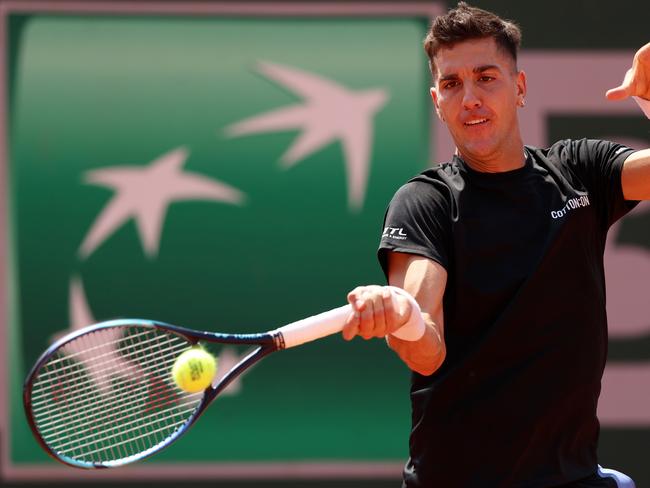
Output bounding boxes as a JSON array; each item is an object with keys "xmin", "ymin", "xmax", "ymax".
[
  {"xmin": 565, "ymin": 138, "xmax": 638, "ymax": 227},
  {"xmin": 377, "ymin": 179, "xmax": 451, "ymax": 280}
]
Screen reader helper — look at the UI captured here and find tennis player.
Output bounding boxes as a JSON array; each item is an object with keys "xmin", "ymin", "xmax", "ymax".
[{"xmin": 343, "ymin": 3, "xmax": 649, "ymax": 487}]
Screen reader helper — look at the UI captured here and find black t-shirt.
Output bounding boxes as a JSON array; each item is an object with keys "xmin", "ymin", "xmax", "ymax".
[{"xmin": 377, "ymin": 139, "xmax": 637, "ymax": 488}]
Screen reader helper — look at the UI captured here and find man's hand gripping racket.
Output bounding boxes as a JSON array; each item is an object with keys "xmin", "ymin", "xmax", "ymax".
[{"xmin": 23, "ymin": 286, "xmax": 423, "ymax": 469}]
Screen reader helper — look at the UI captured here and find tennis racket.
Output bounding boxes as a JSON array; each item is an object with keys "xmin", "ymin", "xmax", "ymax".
[{"xmin": 24, "ymin": 286, "xmax": 424, "ymax": 469}]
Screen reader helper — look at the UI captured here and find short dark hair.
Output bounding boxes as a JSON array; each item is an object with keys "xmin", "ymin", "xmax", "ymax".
[{"xmin": 423, "ymin": 2, "xmax": 521, "ymax": 76}]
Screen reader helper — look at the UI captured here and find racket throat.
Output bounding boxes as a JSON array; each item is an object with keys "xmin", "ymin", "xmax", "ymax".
[
  {"xmin": 271, "ymin": 331, "xmax": 286, "ymax": 350},
  {"xmin": 209, "ymin": 344, "xmax": 276, "ymax": 399}
]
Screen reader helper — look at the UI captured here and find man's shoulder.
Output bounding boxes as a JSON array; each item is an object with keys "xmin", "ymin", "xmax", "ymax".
[
  {"xmin": 526, "ymin": 139, "xmax": 573, "ymax": 158},
  {"xmin": 527, "ymin": 138, "xmax": 627, "ymax": 163},
  {"xmin": 525, "ymin": 140, "xmax": 587, "ymax": 175},
  {"xmin": 386, "ymin": 162, "xmax": 460, "ymax": 216},
  {"xmin": 406, "ymin": 159, "xmax": 462, "ymax": 188}
]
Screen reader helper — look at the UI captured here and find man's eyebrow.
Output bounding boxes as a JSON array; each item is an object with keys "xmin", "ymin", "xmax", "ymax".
[
  {"xmin": 438, "ymin": 64, "xmax": 502, "ymax": 82},
  {"xmin": 474, "ymin": 64, "xmax": 501, "ymax": 73},
  {"xmin": 438, "ymin": 73, "xmax": 460, "ymax": 82}
]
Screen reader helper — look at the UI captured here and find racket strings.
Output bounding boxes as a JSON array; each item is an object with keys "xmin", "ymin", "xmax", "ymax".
[
  {"xmin": 51, "ymin": 402, "xmax": 200, "ymax": 453},
  {"xmin": 78, "ymin": 409, "xmax": 199, "ymax": 458},
  {"xmin": 34, "ymin": 330, "xmax": 175, "ymax": 382},
  {"xmin": 31, "ymin": 334, "xmax": 182, "ymax": 424},
  {"xmin": 29, "ymin": 325, "xmax": 204, "ymax": 465},
  {"xmin": 34, "ymin": 351, "xmax": 197, "ymax": 435},
  {"xmin": 31, "ymin": 340, "xmax": 189, "ymax": 410},
  {"xmin": 36, "ymin": 368, "xmax": 198, "ymax": 438}
]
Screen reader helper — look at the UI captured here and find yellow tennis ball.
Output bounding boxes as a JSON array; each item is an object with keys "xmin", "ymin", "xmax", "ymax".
[{"xmin": 172, "ymin": 347, "xmax": 217, "ymax": 393}]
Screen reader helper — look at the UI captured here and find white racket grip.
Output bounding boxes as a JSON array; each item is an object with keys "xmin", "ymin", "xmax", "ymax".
[
  {"xmin": 275, "ymin": 286, "xmax": 425, "ymax": 349},
  {"xmin": 275, "ymin": 304, "xmax": 351, "ymax": 349}
]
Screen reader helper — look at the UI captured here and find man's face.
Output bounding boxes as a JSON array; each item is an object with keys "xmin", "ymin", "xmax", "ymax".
[{"xmin": 431, "ymin": 37, "xmax": 526, "ymax": 163}]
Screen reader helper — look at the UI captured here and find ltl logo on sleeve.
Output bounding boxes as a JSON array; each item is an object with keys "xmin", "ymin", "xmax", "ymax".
[{"xmin": 382, "ymin": 226, "xmax": 408, "ymax": 240}]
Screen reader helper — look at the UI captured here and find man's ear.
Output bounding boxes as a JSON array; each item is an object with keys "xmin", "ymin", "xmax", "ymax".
[
  {"xmin": 430, "ymin": 87, "xmax": 445, "ymax": 122},
  {"xmin": 516, "ymin": 70, "xmax": 527, "ymax": 107}
]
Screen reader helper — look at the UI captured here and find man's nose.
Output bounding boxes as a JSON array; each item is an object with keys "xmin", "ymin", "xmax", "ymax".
[{"xmin": 462, "ymin": 84, "xmax": 482, "ymax": 109}]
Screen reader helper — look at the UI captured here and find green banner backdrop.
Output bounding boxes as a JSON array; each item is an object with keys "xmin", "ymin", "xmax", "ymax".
[{"xmin": 5, "ymin": 5, "xmax": 434, "ymax": 475}]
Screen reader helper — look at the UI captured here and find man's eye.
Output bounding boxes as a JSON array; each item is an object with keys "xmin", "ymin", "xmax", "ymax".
[
  {"xmin": 443, "ymin": 81, "xmax": 459, "ymax": 89},
  {"xmin": 479, "ymin": 76, "xmax": 495, "ymax": 82}
]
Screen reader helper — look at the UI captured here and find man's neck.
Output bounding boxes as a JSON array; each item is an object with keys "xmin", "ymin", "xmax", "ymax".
[{"xmin": 457, "ymin": 144, "xmax": 527, "ymax": 173}]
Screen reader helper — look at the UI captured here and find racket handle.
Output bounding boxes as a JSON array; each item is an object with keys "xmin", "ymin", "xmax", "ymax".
[{"xmin": 275, "ymin": 286, "xmax": 425, "ymax": 349}]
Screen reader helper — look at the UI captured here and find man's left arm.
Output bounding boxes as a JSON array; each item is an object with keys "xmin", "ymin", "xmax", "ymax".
[
  {"xmin": 607, "ymin": 42, "xmax": 650, "ymax": 201},
  {"xmin": 621, "ymin": 149, "xmax": 650, "ymax": 201}
]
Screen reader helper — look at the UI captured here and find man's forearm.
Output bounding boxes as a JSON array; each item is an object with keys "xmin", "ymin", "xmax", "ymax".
[{"xmin": 388, "ymin": 314, "xmax": 446, "ymax": 376}]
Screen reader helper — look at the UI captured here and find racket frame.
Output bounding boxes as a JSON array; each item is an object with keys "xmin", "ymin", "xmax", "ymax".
[{"xmin": 23, "ymin": 319, "xmax": 283, "ymax": 469}]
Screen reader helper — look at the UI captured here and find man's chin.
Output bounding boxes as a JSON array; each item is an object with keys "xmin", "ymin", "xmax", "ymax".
[{"xmin": 456, "ymin": 143, "xmax": 498, "ymax": 162}]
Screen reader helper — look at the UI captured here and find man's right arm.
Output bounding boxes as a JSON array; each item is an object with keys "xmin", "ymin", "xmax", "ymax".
[{"xmin": 342, "ymin": 251, "xmax": 447, "ymax": 376}]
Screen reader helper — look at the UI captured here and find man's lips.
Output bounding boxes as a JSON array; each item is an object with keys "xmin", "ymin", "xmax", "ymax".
[{"xmin": 463, "ymin": 118, "xmax": 489, "ymax": 126}]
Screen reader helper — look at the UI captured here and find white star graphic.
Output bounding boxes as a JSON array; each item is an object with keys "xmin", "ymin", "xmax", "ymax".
[
  {"xmin": 79, "ymin": 147, "xmax": 246, "ymax": 259},
  {"xmin": 224, "ymin": 61, "xmax": 389, "ymax": 211}
]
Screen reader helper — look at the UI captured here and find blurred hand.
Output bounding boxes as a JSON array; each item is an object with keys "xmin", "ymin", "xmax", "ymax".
[
  {"xmin": 606, "ymin": 42, "xmax": 650, "ymax": 101},
  {"xmin": 342, "ymin": 285, "xmax": 412, "ymax": 340}
]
